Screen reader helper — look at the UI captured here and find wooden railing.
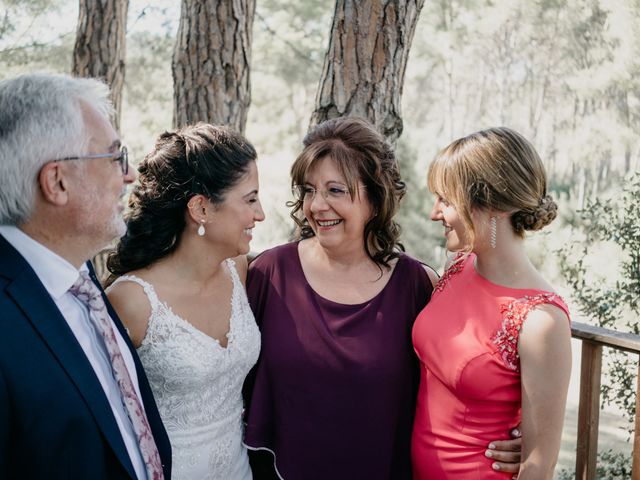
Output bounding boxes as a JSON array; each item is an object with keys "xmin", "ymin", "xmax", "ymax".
[{"xmin": 572, "ymin": 321, "xmax": 640, "ymax": 480}]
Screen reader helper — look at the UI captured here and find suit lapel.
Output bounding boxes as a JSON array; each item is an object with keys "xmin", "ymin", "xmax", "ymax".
[{"xmin": 1, "ymin": 242, "xmax": 137, "ymax": 479}]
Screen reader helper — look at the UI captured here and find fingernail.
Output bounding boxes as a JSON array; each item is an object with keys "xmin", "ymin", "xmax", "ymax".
[
  {"xmin": 485, "ymin": 450, "xmax": 493, "ymax": 458},
  {"xmin": 492, "ymin": 463, "xmax": 500, "ymax": 471},
  {"xmin": 488, "ymin": 443, "xmax": 496, "ymax": 449}
]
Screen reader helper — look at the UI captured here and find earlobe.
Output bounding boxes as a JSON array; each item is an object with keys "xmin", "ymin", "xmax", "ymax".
[
  {"xmin": 38, "ymin": 162, "xmax": 69, "ymax": 206},
  {"xmin": 187, "ymin": 194, "xmax": 209, "ymax": 223}
]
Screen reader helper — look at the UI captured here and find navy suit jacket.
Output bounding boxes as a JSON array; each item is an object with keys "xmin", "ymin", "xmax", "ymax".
[{"xmin": 0, "ymin": 235, "xmax": 172, "ymax": 479}]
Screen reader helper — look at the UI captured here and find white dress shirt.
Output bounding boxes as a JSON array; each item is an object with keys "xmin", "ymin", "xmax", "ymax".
[{"xmin": 0, "ymin": 225, "xmax": 148, "ymax": 480}]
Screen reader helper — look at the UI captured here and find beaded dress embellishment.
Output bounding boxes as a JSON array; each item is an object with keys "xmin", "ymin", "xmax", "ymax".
[
  {"xmin": 433, "ymin": 254, "xmax": 465, "ymax": 293},
  {"xmin": 492, "ymin": 293, "xmax": 564, "ymax": 372}
]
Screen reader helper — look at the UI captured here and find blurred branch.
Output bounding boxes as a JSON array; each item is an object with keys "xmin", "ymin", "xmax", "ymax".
[
  {"xmin": 0, "ymin": 29, "xmax": 73, "ymax": 55},
  {"xmin": 255, "ymin": 10, "xmax": 320, "ymax": 67},
  {"xmin": 4, "ymin": 8, "xmax": 42, "ymax": 51}
]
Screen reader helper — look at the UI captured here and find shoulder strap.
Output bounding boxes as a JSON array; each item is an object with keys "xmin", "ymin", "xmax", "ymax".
[
  {"xmin": 108, "ymin": 275, "xmax": 160, "ymax": 314},
  {"xmin": 225, "ymin": 258, "xmax": 242, "ymax": 285}
]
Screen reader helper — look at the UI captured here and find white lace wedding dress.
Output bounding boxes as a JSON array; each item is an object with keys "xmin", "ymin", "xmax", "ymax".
[{"xmin": 110, "ymin": 259, "xmax": 260, "ymax": 479}]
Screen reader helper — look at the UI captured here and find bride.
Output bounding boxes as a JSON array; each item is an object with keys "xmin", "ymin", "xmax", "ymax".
[{"xmin": 106, "ymin": 123, "xmax": 264, "ymax": 479}]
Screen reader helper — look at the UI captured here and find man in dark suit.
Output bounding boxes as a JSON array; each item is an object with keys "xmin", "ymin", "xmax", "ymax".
[{"xmin": 0, "ymin": 74, "xmax": 171, "ymax": 479}]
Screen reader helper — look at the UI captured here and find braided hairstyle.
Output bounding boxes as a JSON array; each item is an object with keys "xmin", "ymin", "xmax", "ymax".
[
  {"xmin": 289, "ymin": 116, "xmax": 407, "ymax": 268},
  {"xmin": 106, "ymin": 123, "xmax": 256, "ymax": 283},
  {"xmin": 427, "ymin": 126, "xmax": 557, "ymax": 252}
]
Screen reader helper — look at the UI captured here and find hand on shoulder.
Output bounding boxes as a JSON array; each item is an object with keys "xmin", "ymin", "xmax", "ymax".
[{"xmin": 107, "ymin": 280, "xmax": 153, "ymax": 348}]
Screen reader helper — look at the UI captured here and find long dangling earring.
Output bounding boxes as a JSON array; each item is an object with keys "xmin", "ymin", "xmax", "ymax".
[
  {"xmin": 490, "ymin": 216, "xmax": 497, "ymax": 249},
  {"xmin": 197, "ymin": 221, "xmax": 206, "ymax": 237}
]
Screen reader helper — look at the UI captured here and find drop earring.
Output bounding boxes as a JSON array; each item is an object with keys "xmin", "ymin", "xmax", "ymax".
[
  {"xmin": 490, "ymin": 216, "xmax": 497, "ymax": 249},
  {"xmin": 197, "ymin": 222, "xmax": 205, "ymax": 237}
]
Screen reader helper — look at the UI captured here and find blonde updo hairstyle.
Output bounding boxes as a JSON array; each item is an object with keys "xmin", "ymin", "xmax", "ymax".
[{"xmin": 427, "ymin": 127, "xmax": 557, "ymax": 252}]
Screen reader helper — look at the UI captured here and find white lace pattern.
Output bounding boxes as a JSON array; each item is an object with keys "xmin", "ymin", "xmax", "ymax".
[{"xmin": 110, "ymin": 259, "xmax": 260, "ymax": 479}]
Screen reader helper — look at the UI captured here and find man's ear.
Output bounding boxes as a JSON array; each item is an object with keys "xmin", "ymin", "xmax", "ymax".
[{"xmin": 38, "ymin": 162, "xmax": 70, "ymax": 206}]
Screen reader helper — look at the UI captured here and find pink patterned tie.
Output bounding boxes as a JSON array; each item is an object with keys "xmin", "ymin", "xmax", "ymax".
[{"xmin": 70, "ymin": 271, "xmax": 164, "ymax": 480}]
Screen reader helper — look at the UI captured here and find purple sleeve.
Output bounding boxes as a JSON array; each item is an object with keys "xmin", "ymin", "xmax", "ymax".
[{"xmin": 246, "ymin": 252, "xmax": 274, "ymax": 328}]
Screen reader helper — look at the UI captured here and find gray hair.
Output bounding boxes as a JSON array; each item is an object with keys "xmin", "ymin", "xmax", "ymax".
[{"xmin": 0, "ymin": 73, "xmax": 114, "ymax": 225}]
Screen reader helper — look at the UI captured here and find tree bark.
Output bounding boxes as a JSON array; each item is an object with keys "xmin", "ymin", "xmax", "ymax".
[
  {"xmin": 310, "ymin": 0, "xmax": 425, "ymax": 143},
  {"xmin": 172, "ymin": 0, "xmax": 255, "ymax": 133},
  {"xmin": 72, "ymin": 0, "xmax": 128, "ymax": 131}
]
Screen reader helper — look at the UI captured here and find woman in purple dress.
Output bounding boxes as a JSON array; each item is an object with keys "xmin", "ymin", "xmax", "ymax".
[{"xmin": 243, "ymin": 117, "xmax": 522, "ymax": 479}]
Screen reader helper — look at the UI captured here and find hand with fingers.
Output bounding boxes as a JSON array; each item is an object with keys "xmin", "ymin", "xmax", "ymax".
[{"xmin": 485, "ymin": 426, "xmax": 522, "ymax": 479}]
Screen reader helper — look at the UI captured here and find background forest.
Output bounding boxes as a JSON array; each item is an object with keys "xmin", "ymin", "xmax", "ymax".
[{"xmin": 1, "ymin": 0, "xmax": 639, "ymax": 477}]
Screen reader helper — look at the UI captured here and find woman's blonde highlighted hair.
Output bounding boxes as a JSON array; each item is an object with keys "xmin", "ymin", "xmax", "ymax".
[{"xmin": 428, "ymin": 127, "xmax": 557, "ymax": 252}]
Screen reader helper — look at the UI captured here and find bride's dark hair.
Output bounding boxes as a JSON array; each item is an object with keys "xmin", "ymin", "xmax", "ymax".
[{"xmin": 106, "ymin": 123, "xmax": 256, "ymax": 284}]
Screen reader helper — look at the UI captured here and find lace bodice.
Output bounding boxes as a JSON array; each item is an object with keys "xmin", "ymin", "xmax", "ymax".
[{"xmin": 110, "ymin": 259, "xmax": 260, "ymax": 480}]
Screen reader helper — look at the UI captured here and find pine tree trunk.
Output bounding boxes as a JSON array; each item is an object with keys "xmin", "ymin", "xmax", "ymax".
[
  {"xmin": 310, "ymin": 0, "xmax": 424, "ymax": 143},
  {"xmin": 172, "ymin": 0, "xmax": 255, "ymax": 133},
  {"xmin": 72, "ymin": 0, "xmax": 128, "ymax": 132}
]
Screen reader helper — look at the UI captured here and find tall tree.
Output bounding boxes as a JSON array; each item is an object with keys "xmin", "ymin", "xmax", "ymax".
[
  {"xmin": 72, "ymin": 0, "xmax": 128, "ymax": 131},
  {"xmin": 172, "ymin": 0, "xmax": 255, "ymax": 132},
  {"xmin": 310, "ymin": 0, "xmax": 425, "ymax": 142}
]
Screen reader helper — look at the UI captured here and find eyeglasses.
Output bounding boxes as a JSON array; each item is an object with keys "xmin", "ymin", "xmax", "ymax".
[
  {"xmin": 292, "ymin": 184, "xmax": 366, "ymax": 202},
  {"xmin": 53, "ymin": 145, "xmax": 129, "ymax": 175}
]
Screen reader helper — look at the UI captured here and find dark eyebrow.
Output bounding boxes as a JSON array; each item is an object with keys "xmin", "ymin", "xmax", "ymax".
[
  {"xmin": 303, "ymin": 181, "xmax": 347, "ymax": 186},
  {"xmin": 242, "ymin": 189, "xmax": 258, "ymax": 198}
]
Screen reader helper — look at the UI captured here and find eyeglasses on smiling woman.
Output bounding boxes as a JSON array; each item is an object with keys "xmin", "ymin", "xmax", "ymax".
[
  {"xmin": 291, "ymin": 183, "xmax": 367, "ymax": 202},
  {"xmin": 52, "ymin": 145, "xmax": 129, "ymax": 175}
]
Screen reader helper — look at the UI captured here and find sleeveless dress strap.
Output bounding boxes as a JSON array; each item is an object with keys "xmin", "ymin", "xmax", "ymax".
[
  {"xmin": 109, "ymin": 274, "xmax": 161, "ymax": 315},
  {"xmin": 492, "ymin": 292, "xmax": 570, "ymax": 372},
  {"xmin": 225, "ymin": 258, "xmax": 243, "ymax": 291}
]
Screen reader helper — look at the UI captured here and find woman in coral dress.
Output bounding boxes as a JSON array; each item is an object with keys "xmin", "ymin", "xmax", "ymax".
[{"xmin": 411, "ymin": 127, "xmax": 572, "ymax": 479}]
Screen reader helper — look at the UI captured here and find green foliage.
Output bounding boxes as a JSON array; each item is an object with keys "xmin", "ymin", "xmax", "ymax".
[
  {"xmin": 120, "ymin": 30, "xmax": 174, "ymax": 156},
  {"xmin": 559, "ymin": 172, "xmax": 640, "ymax": 424},
  {"xmin": 557, "ymin": 449, "xmax": 632, "ymax": 479},
  {"xmin": 402, "ymin": 0, "xmax": 640, "ymax": 208},
  {"xmin": 0, "ymin": 0, "xmax": 70, "ymax": 75},
  {"xmin": 394, "ymin": 136, "xmax": 444, "ymax": 269},
  {"xmin": 248, "ymin": 0, "xmax": 332, "ymax": 152},
  {"xmin": 0, "ymin": 9, "xmax": 14, "ymax": 41}
]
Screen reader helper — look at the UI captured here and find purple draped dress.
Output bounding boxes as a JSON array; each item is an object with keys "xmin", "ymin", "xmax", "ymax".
[{"xmin": 243, "ymin": 242, "xmax": 433, "ymax": 479}]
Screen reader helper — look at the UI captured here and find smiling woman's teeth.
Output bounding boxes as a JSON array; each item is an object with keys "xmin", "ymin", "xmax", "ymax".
[
  {"xmin": 244, "ymin": 228, "xmax": 253, "ymax": 235},
  {"xmin": 317, "ymin": 219, "xmax": 342, "ymax": 227}
]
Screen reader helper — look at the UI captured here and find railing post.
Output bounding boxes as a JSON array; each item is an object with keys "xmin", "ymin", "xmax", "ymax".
[
  {"xmin": 576, "ymin": 340, "xmax": 602, "ymax": 480},
  {"xmin": 633, "ymin": 356, "xmax": 640, "ymax": 480}
]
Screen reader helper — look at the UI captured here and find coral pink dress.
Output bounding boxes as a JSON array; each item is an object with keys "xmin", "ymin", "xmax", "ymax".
[{"xmin": 411, "ymin": 254, "xmax": 569, "ymax": 479}]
